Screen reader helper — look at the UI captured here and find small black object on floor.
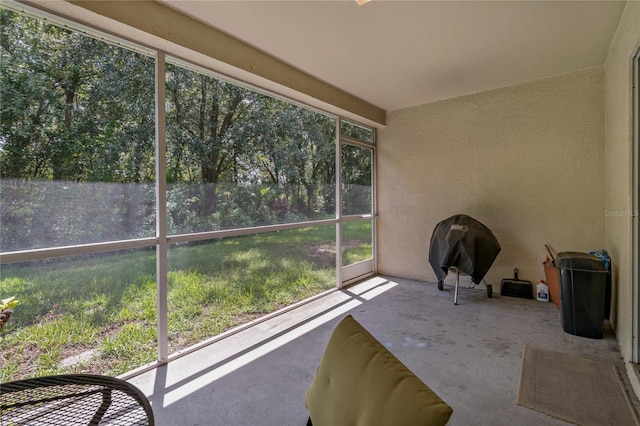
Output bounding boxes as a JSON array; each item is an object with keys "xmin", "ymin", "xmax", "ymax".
[{"xmin": 501, "ymin": 268, "xmax": 533, "ymax": 299}]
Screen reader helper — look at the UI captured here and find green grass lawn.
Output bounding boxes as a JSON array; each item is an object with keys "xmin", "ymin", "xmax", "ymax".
[{"xmin": 0, "ymin": 222, "xmax": 372, "ymax": 382}]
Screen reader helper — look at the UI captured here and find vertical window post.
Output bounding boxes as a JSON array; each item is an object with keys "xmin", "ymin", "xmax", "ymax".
[
  {"xmin": 156, "ymin": 51, "xmax": 169, "ymax": 363},
  {"xmin": 335, "ymin": 119, "xmax": 343, "ymax": 288},
  {"xmin": 632, "ymin": 49, "xmax": 639, "ymax": 363}
]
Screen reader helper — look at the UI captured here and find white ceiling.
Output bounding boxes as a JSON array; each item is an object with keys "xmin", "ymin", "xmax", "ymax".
[{"xmin": 160, "ymin": 0, "xmax": 625, "ymax": 112}]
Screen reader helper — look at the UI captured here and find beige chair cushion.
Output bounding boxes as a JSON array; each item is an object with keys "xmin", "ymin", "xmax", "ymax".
[{"xmin": 305, "ymin": 315, "xmax": 453, "ymax": 426}]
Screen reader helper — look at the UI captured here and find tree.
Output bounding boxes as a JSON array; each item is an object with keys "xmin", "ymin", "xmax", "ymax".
[
  {"xmin": 1, "ymin": 10, "xmax": 156, "ymax": 250},
  {"xmin": 0, "ymin": 10, "xmax": 155, "ymax": 182},
  {"xmin": 165, "ymin": 64, "xmax": 336, "ymax": 228},
  {"xmin": 252, "ymin": 98, "xmax": 335, "ymax": 218}
]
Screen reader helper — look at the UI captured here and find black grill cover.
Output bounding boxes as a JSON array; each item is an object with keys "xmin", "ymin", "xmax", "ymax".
[{"xmin": 428, "ymin": 214, "xmax": 501, "ymax": 284}]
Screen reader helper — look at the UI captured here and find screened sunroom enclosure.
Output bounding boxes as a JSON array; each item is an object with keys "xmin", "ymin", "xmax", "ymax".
[{"xmin": 0, "ymin": 6, "xmax": 375, "ymax": 381}]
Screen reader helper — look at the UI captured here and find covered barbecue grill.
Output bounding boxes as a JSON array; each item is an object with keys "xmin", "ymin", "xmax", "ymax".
[{"xmin": 429, "ymin": 214, "xmax": 501, "ymax": 304}]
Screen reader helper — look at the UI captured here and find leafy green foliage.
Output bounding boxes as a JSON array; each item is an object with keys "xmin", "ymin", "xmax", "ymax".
[
  {"xmin": 0, "ymin": 296, "xmax": 19, "ymax": 333},
  {"xmin": 0, "ymin": 296, "xmax": 19, "ymax": 311},
  {"xmin": 0, "ymin": 10, "xmax": 155, "ymax": 181}
]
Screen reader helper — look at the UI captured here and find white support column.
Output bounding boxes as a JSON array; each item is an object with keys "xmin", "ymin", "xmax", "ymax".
[
  {"xmin": 336, "ymin": 119, "xmax": 343, "ymax": 288},
  {"xmin": 371, "ymin": 131, "xmax": 378, "ymax": 275},
  {"xmin": 632, "ymin": 49, "xmax": 640, "ymax": 363},
  {"xmin": 155, "ymin": 51, "xmax": 169, "ymax": 363}
]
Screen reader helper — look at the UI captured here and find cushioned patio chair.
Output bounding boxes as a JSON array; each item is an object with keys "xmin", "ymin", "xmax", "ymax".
[{"xmin": 305, "ymin": 315, "xmax": 452, "ymax": 426}]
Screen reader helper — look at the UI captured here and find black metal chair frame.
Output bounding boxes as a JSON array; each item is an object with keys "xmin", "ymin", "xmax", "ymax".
[{"xmin": 0, "ymin": 374, "xmax": 154, "ymax": 425}]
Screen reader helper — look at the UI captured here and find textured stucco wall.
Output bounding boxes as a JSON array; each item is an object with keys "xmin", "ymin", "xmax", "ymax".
[
  {"xmin": 378, "ymin": 67, "xmax": 605, "ymax": 290},
  {"xmin": 604, "ymin": 1, "xmax": 640, "ymax": 363}
]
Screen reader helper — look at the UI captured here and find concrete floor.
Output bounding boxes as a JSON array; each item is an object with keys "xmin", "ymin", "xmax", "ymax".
[{"xmin": 128, "ymin": 276, "xmax": 640, "ymax": 425}]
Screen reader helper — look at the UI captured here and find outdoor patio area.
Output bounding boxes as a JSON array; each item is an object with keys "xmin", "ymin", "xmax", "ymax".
[{"xmin": 126, "ymin": 276, "xmax": 639, "ymax": 425}]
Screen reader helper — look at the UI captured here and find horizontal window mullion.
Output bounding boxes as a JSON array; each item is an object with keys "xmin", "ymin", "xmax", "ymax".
[
  {"xmin": 0, "ymin": 217, "xmax": 343, "ymax": 263},
  {"xmin": 340, "ymin": 136, "xmax": 375, "ymax": 149},
  {"xmin": 0, "ymin": 238, "xmax": 159, "ymax": 265}
]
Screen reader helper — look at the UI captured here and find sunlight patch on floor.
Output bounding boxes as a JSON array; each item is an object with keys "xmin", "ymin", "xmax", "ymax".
[{"xmin": 130, "ymin": 276, "xmax": 398, "ymax": 407}]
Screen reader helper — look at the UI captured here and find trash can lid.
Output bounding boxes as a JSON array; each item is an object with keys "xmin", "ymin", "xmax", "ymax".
[{"xmin": 556, "ymin": 252, "xmax": 607, "ymax": 271}]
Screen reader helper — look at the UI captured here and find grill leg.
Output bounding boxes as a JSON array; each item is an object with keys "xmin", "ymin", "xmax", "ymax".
[{"xmin": 454, "ymin": 268, "xmax": 460, "ymax": 305}]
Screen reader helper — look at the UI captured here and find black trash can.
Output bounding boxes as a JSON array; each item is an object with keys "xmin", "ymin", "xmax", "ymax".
[{"xmin": 557, "ymin": 252, "xmax": 608, "ymax": 339}]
